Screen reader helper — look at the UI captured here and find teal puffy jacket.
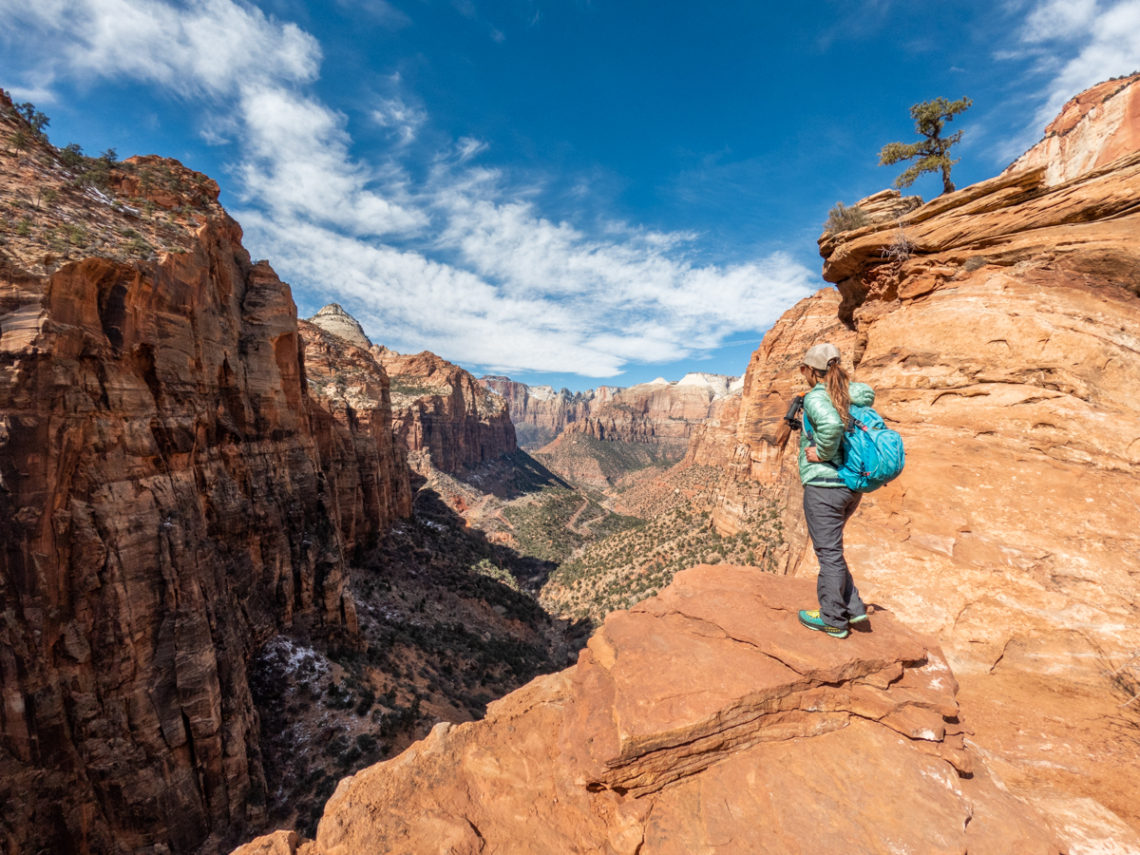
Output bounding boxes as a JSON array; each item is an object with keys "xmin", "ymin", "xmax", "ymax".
[{"xmin": 798, "ymin": 381, "xmax": 876, "ymax": 487}]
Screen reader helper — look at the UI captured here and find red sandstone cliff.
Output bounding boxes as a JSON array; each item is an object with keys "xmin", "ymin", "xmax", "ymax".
[
  {"xmin": 688, "ymin": 79, "xmax": 1140, "ymax": 847},
  {"xmin": 0, "ymin": 96, "xmax": 408, "ymax": 854},
  {"xmin": 298, "ymin": 318, "xmax": 413, "ymax": 558},
  {"xmin": 479, "ymin": 375, "xmax": 594, "ymax": 449},
  {"xmin": 562, "ymin": 374, "xmax": 737, "ymax": 451},
  {"xmin": 234, "ymin": 567, "xmax": 1062, "ymax": 855},
  {"xmin": 374, "ymin": 347, "xmax": 517, "ymax": 476}
]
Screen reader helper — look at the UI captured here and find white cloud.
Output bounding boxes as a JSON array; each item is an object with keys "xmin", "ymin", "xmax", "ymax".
[
  {"xmin": 237, "ymin": 85, "xmax": 426, "ymax": 235},
  {"xmin": 455, "ymin": 137, "xmax": 489, "ymax": 162},
  {"xmin": 0, "ymin": 0, "xmax": 321, "ymax": 97},
  {"xmin": 0, "ymin": 0, "xmax": 818, "ymax": 379},
  {"xmin": 1012, "ymin": 0, "xmax": 1140, "ymax": 127},
  {"xmin": 1020, "ymin": 0, "xmax": 1098, "ymax": 43},
  {"xmin": 237, "ymin": 184, "xmax": 816, "ymax": 376},
  {"xmin": 6, "ymin": 82, "xmax": 58, "ymax": 104},
  {"xmin": 372, "ymin": 96, "xmax": 427, "ymax": 143},
  {"xmin": 334, "ymin": 0, "xmax": 412, "ymax": 28}
]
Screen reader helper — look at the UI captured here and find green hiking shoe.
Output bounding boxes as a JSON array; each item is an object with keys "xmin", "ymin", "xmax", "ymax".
[
  {"xmin": 805, "ymin": 608, "xmax": 869, "ymax": 625},
  {"xmin": 798, "ymin": 609, "xmax": 849, "ymax": 639}
]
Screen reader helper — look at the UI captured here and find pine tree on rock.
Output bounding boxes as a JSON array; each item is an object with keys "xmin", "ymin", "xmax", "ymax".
[{"xmin": 879, "ymin": 96, "xmax": 972, "ymax": 195}]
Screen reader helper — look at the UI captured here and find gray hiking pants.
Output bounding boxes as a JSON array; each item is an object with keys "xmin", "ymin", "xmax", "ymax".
[{"xmin": 803, "ymin": 484, "xmax": 866, "ymax": 629}]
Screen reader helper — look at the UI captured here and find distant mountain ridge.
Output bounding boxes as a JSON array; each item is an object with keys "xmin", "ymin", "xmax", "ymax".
[{"xmin": 480, "ymin": 373, "xmax": 741, "ymax": 449}]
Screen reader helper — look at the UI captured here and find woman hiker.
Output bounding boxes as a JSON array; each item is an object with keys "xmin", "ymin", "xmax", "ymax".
[{"xmin": 776, "ymin": 343, "xmax": 874, "ymax": 639}]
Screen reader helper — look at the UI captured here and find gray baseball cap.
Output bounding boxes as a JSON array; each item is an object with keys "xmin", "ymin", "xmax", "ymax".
[{"xmin": 802, "ymin": 343, "xmax": 841, "ymax": 371}]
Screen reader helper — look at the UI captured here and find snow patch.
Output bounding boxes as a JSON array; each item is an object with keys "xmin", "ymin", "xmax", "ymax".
[
  {"xmin": 676, "ymin": 372, "xmax": 739, "ymax": 396},
  {"xmin": 527, "ymin": 384, "xmax": 559, "ymax": 401}
]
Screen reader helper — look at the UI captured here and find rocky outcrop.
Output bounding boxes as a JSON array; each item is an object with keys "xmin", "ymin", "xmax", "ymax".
[
  {"xmin": 685, "ymin": 288, "xmax": 854, "ymax": 555},
  {"xmin": 848, "ymin": 187, "xmax": 924, "ymax": 224},
  {"xmin": 377, "ymin": 349, "xmax": 516, "ymax": 475},
  {"xmin": 306, "ymin": 303, "xmax": 371, "ymax": 351},
  {"xmin": 233, "ymin": 567, "xmax": 1061, "ymax": 855},
  {"xmin": 298, "ymin": 319, "xmax": 412, "ymax": 559},
  {"xmin": 1006, "ymin": 72, "xmax": 1140, "ymax": 185},
  {"xmin": 0, "ymin": 97, "xmax": 388, "ymax": 854},
  {"xmin": 698, "ymin": 86, "xmax": 1140, "ymax": 844},
  {"xmin": 479, "ymin": 376, "xmax": 594, "ymax": 449}
]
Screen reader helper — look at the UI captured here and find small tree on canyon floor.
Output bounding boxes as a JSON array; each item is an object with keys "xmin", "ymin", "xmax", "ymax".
[{"xmin": 879, "ymin": 96, "xmax": 972, "ymax": 195}]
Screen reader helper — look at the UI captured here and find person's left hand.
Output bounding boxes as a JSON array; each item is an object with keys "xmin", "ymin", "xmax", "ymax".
[{"xmin": 805, "ymin": 446, "xmax": 821, "ymax": 463}]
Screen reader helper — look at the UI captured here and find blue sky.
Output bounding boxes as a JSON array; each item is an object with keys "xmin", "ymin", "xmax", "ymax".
[{"xmin": 2, "ymin": 0, "xmax": 1137, "ymax": 391}]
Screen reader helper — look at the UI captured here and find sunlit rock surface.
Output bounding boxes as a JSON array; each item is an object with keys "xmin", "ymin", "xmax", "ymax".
[
  {"xmin": 696, "ymin": 79, "xmax": 1140, "ymax": 847},
  {"xmin": 233, "ymin": 567, "xmax": 1060, "ymax": 855}
]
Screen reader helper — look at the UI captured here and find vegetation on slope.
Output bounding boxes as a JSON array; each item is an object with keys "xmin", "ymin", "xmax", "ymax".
[
  {"xmin": 533, "ymin": 433, "xmax": 684, "ymax": 491},
  {"xmin": 540, "ymin": 466, "xmax": 785, "ymax": 625},
  {"xmin": 1, "ymin": 92, "xmax": 217, "ymax": 275},
  {"xmin": 251, "ymin": 484, "xmax": 581, "ymax": 837},
  {"xmin": 501, "ymin": 483, "xmax": 642, "ymax": 564}
]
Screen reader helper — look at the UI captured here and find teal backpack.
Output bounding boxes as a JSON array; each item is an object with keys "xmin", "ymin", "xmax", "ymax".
[
  {"xmin": 803, "ymin": 403, "xmax": 905, "ymax": 492},
  {"xmin": 836, "ymin": 404, "xmax": 905, "ymax": 492}
]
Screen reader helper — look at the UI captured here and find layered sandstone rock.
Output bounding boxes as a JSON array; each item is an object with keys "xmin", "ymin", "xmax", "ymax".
[
  {"xmin": 377, "ymin": 349, "xmax": 517, "ymax": 475},
  {"xmin": 233, "ymin": 567, "xmax": 1061, "ymax": 855},
  {"xmin": 298, "ymin": 319, "xmax": 412, "ymax": 558},
  {"xmin": 564, "ymin": 375, "xmax": 737, "ymax": 452},
  {"xmin": 0, "ymin": 98, "xmax": 379, "ymax": 854},
  {"xmin": 479, "ymin": 375, "xmax": 594, "ymax": 449},
  {"xmin": 700, "ymin": 84, "xmax": 1140, "ymax": 844},
  {"xmin": 847, "ymin": 187, "xmax": 924, "ymax": 224},
  {"xmin": 1006, "ymin": 72, "xmax": 1140, "ymax": 185}
]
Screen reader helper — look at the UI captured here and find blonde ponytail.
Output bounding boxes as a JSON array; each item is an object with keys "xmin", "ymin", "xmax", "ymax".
[{"xmin": 824, "ymin": 358, "xmax": 852, "ymax": 428}]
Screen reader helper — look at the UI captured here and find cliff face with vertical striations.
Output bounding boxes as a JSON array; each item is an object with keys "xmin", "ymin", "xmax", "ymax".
[
  {"xmin": 375, "ymin": 348, "xmax": 517, "ymax": 476},
  {"xmin": 563, "ymin": 374, "xmax": 739, "ymax": 451},
  {"xmin": 692, "ymin": 79, "xmax": 1140, "ymax": 847},
  {"xmin": 0, "ymin": 94, "xmax": 402, "ymax": 854},
  {"xmin": 298, "ymin": 318, "xmax": 413, "ymax": 560},
  {"xmin": 478, "ymin": 376, "xmax": 594, "ymax": 449}
]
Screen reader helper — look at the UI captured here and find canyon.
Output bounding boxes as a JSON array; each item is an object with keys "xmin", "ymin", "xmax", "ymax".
[
  {"xmin": 0, "ymin": 93, "xmax": 567, "ymax": 854},
  {"xmin": 1, "ymin": 70, "xmax": 1139, "ymax": 855}
]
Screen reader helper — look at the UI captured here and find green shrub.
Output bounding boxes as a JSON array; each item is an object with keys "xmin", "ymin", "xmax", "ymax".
[{"xmin": 823, "ymin": 202, "xmax": 869, "ymax": 234}]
